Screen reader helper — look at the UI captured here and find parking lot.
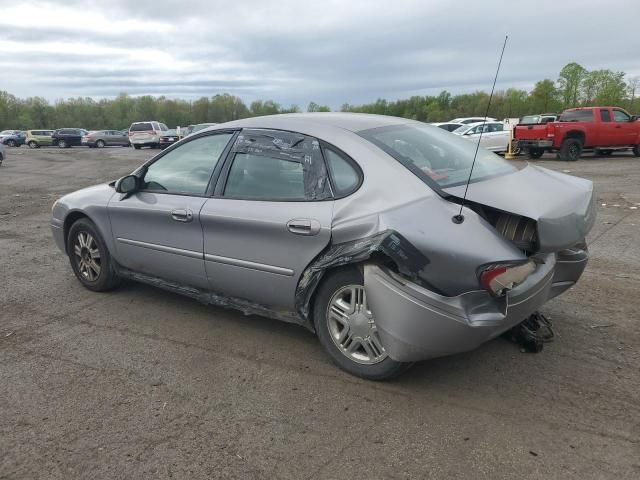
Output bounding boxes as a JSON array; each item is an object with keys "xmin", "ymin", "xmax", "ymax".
[{"xmin": 1, "ymin": 146, "xmax": 639, "ymax": 479}]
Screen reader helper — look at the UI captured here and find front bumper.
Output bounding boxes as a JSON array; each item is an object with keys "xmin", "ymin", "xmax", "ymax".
[
  {"xmin": 365, "ymin": 249, "xmax": 588, "ymax": 362},
  {"xmin": 51, "ymin": 217, "xmax": 66, "ymax": 253}
]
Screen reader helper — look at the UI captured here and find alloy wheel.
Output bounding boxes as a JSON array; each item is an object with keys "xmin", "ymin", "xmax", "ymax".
[
  {"xmin": 326, "ymin": 285, "xmax": 387, "ymax": 365},
  {"xmin": 73, "ymin": 231, "xmax": 101, "ymax": 281}
]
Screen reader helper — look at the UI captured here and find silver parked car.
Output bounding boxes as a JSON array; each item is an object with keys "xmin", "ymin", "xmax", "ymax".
[
  {"xmin": 50, "ymin": 113, "xmax": 595, "ymax": 379},
  {"xmin": 82, "ymin": 130, "xmax": 131, "ymax": 148}
]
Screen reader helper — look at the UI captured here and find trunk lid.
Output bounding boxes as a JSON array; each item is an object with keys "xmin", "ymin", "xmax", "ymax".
[{"xmin": 443, "ymin": 165, "xmax": 595, "ymax": 252}]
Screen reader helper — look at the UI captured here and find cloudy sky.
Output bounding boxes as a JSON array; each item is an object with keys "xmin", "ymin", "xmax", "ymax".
[{"xmin": 1, "ymin": 0, "xmax": 639, "ymax": 108}]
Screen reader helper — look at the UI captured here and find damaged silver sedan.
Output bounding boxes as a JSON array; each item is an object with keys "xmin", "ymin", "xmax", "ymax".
[{"xmin": 51, "ymin": 113, "xmax": 595, "ymax": 379}]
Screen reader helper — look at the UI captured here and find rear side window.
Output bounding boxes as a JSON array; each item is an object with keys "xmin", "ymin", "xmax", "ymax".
[
  {"xmin": 559, "ymin": 110, "xmax": 594, "ymax": 122},
  {"xmin": 130, "ymin": 123, "xmax": 153, "ymax": 132},
  {"xmin": 222, "ymin": 129, "xmax": 331, "ymax": 201},
  {"xmin": 600, "ymin": 109, "xmax": 611, "ymax": 122},
  {"xmin": 225, "ymin": 154, "xmax": 306, "ymax": 200},
  {"xmin": 324, "ymin": 148, "xmax": 361, "ymax": 196}
]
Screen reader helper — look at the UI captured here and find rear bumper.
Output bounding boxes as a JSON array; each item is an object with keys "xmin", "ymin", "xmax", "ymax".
[
  {"xmin": 364, "ymin": 248, "xmax": 588, "ymax": 362},
  {"xmin": 516, "ymin": 139, "xmax": 553, "ymax": 149}
]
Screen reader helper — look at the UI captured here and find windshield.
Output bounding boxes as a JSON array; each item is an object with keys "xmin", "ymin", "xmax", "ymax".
[
  {"xmin": 520, "ymin": 115, "xmax": 540, "ymax": 124},
  {"xmin": 452, "ymin": 125, "xmax": 471, "ymax": 134},
  {"xmin": 359, "ymin": 124, "xmax": 517, "ymax": 189},
  {"xmin": 0, "ymin": 130, "xmax": 12, "ymax": 135}
]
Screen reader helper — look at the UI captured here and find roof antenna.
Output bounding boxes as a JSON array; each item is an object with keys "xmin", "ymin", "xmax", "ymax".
[{"xmin": 452, "ymin": 35, "xmax": 509, "ymax": 225}]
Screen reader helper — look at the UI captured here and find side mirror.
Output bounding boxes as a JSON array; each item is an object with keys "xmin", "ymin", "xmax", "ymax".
[
  {"xmin": 464, "ymin": 130, "xmax": 474, "ymax": 135},
  {"xmin": 631, "ymin": 115, "xmax": 638, "ymax": 122},
  {"xmin": 115, "ymin": 175, "xmax": 139, "ymax": 194}
]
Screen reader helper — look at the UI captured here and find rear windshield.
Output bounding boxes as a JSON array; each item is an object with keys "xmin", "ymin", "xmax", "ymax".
[
  {"xmin": 559, "ymin": 110, "xmax": 594, "ymax": 122},
  {"xmin": 359, "ymin": 124, "xmax": 517, "ymax": 189},
  {"xmin": 130, "ymin": 123, "xmax": 153, "ymax": 132}
]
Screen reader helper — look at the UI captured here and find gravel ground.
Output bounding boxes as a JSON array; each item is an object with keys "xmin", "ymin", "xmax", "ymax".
[{"xmin": 1, "ymin": 145, "xmax": 639, "ymax": 479}]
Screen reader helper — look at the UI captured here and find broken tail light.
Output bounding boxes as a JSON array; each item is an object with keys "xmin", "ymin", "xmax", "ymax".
[
  {"xmin": 546, "ymin": 123, "xmax": 555, "ymax": 138},
  {"xmin": 479, "ymin": 261, "xmax": 536, "ymax": 297}
]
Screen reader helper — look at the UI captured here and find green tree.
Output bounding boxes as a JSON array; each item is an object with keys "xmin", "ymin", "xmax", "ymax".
[
  {"xmin": 307, "ymin": 101, "xmax": 331, "ymax": 112},
  {"xmin": 558, "ymin": 62, "xmax": 587, "ymax": 108},
  {"xmin": 529, "ymin": 79, "xmax": 560, "ymax": 113}
]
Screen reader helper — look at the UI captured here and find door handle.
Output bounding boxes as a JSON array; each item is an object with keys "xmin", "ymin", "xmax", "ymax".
[
  {"xmin": 171, "ymin": 208, "xmax": 193, "ymax": 222},
  {"xmin": 615, "ymin": 125, "xmax": 622, "ymax": 128},
  {"xmin": 287, "ymin": 218, "xmax": 321, "ymax": 236}
]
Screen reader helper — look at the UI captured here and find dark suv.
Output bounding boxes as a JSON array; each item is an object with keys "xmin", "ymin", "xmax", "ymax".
[{"xmin": 52, "ymin": 128, "xmax": 88, "ymax": 148}]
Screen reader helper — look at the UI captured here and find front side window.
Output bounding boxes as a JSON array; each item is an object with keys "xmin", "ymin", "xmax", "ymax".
[
  {"xmin": 360, "ymin": 124, "xmax": 517, "ymax": 189},
  {"xmin": 613, "ymin": 109, "xmax": 630, "ymax": 122},
  {"xmin": 488, "ymin": 123, "xmax": 503, "ymax": 132},
  {"xmin": 223, "ymin": 129, "xmax": 331, "ymax": 201},
  {"xmin": 142, "ymin": 133, "xmax": 233, "ymax": 195}
]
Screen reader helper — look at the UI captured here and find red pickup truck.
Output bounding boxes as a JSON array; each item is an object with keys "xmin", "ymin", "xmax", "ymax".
[{"xmin": 514, "ymin": 107, "xmax": 640, "ymax": 160}]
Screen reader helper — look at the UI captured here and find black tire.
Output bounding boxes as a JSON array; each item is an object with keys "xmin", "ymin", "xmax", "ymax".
[
  {"xmin": 96, "ymin": 140, "xmax": 105, "ymax": 148},
  {"xmin": 67, "ymin": 218, "xmax": 120, "ymax": 292},
  {"xmin": 559, "ymin": 138, "xmax": 582, "ymax": 161},
  {"xmin": 7, "ymin": 139, "xmax": 16, "ymax": 147},
  {"xmin": 133, "ymin": 144, "xmax": 141, "ymax": 150},
  {"xmin": 57, "ymin": 139, "xmax": 67, "ymax": 148},
  {"xmin": 313, "ymin": 267, "xmax": 412, "ymax": 380},
  {"xmin": 28, "ymin": 141, "xmax": 38, "ymax": 149},
  {"xmin": 528, "ymin": 148, "xmax": 544, "ymax": 159},
  {"xmin": 632, "ymin": 145, "xmax": 640, "ymax": 157}
]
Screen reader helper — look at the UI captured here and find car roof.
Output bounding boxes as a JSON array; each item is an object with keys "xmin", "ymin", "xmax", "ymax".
[{"xmin": 204, "ymin": 112, "xmax": 422, "ymax": 135}]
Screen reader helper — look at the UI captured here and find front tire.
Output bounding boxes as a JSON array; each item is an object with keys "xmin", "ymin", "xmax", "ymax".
[
  {"xmin": 559, "ymin": 138, "xmax": 582, "ymax": 161},
  {"xmin": 67, "ymin": 218, "xmax": 120, "ymax": 292},
  {"xmin": 7, "ymin": 140, "xmax": 16, "ymax": 147},
  {"xmin": 313, "ymin": 267, "xmax": 412, "ymax": 380},
  {"xmin": 57, "ymin": 139, "xmax": 67, "ymax": 148},
  {"xmin": 133, "ymin": 144, "xmax": 141, "ymax": 150},
  {"xmin": 633, "ymin": 145, "xmax": 640, "ymax": 157}
]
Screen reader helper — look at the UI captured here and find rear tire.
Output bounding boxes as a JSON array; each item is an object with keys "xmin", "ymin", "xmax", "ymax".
[
  {"xmin": 7, "ymin": 139, "xmax": 16, "ymax": 147},
  {"xmin": 559, "ymin": 138, "xmax": 582, "ymax": 161},
  {"xmin": 28, "ymin": 141, "xmax": 38, "ymax": 149},
  {"xmin": 633, "ymin": 145, "xmax": 640, "ymax": 157},
  {"xmin": 96, "ymin": 140, "xmax": 105, "ymax": 148},
  {"xmin": 313, "ymin": 267, "xmax": 412, "ymax": 380},
  {"xmin": 133, "ymin": 144, "xmax": 141, "ymax": 150},
  {"xmin": 67, "ymin": 218, "xmax": 120, "ymax": 292},
  {"xmin": 528, "ymin": 148, "xmax": 544, "ymax": 159}
]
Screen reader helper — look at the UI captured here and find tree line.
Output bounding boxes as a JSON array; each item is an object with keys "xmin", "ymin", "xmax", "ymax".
[{"xmin": 0, "ymin": 62, "xmax": 637, "ymax": 131}]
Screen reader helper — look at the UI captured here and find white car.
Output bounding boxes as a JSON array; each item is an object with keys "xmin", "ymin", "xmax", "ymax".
[
  {"xmin": 128, "ymin": 121, "xmax": 169, "ymax": 149},
  {"xmin": 450, "ymin": 117, "xmax": 497, "ymax": 125},
  {"xmin": 452, "ymin": 121, "xmax": 510, "ymax": 153}
]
